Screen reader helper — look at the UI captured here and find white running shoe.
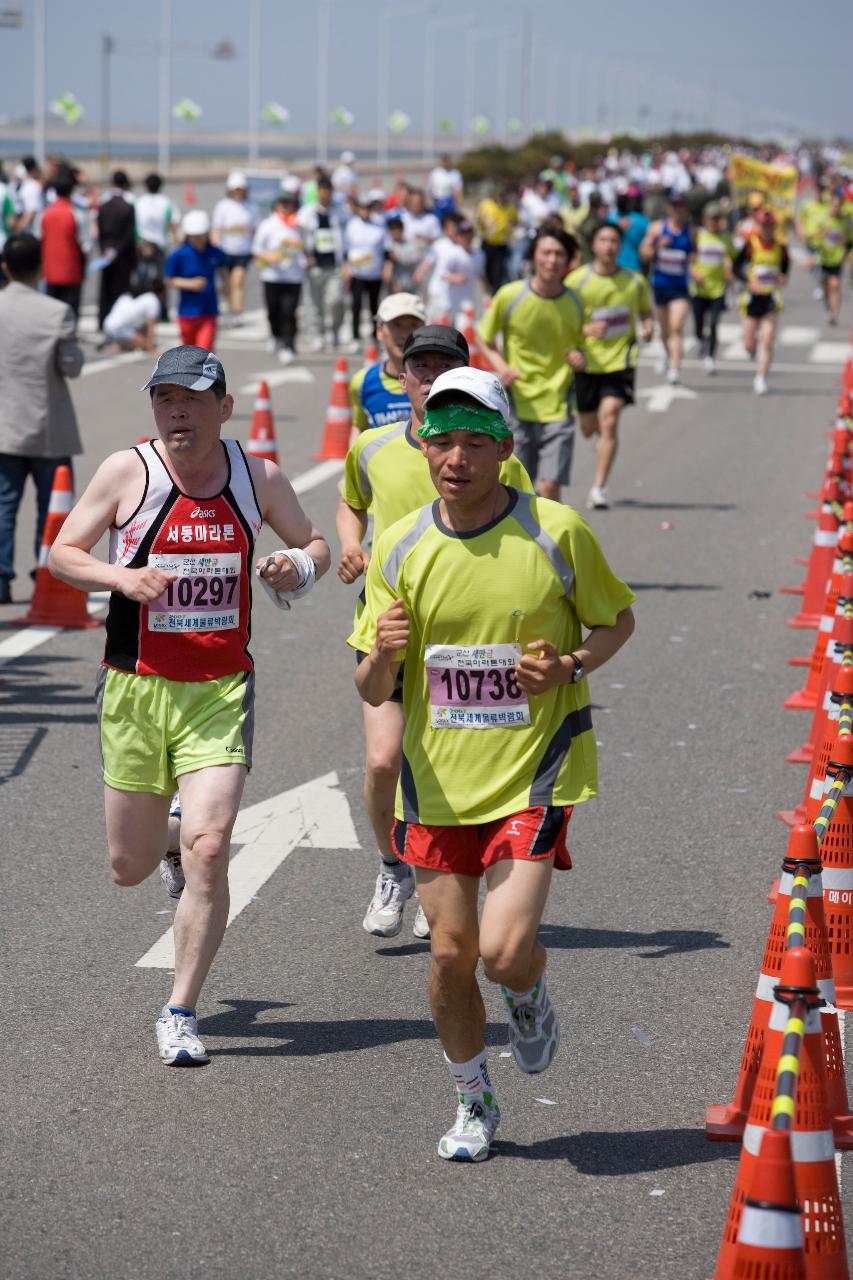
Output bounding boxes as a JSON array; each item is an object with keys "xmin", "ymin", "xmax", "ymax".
[
  {"xmin": 309, "ymin": 335, "xmax": 326, "ymax": 353},
  {"xmin": 753, "ymin": 374, "xmax": 769, "ymax": 395},
  {"xmin": 412, "ymin": 901, "xmax": 430, "ymax": 939},
  {"xmin": 362, "ymin": 866, "xmax": 415, "ymax": 937},
  {"xmin": 586, "ymin": 485, "xmax": 609, "ymax": 510},
  {"xmin": 502, "ymin": 977, "xmax": 560, "ymax": 1074},
  {"xmin": 278, "ymin": 347, "xmax": 295, "ymax": 365},
  {"xmin": 813, "ymin": 286, "xmax": 825, "ymax": 301},
  {"xmin": 265, "ymin": 338, "xmax": 278, "ymax": 354},
  {"xmin": 655, "ymin": 353, "xmax": 669, "ymax": 376},
  {"xmin": 346, "ymin": 338, "xmax": 362, "ymax": 355},
  {"xmin": 438, "ymin": 1094, "xmax": 500, "ymax": 1162},
  {"xmin": 703, "ymin": 356, "xmax": 716, "ymax": 374},
  {"xmin": 159, "ymin": 793, "xmax": 184, "ymax": 899},
  {"xmin": 666, "ymin": 366, "xmax": 680, "ymax": 385},
  {"xmin": 155, "ymin": 1007, "xmax": 209, "ymax": 1066}
]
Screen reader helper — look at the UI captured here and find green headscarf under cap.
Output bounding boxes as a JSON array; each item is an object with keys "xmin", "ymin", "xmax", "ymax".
[{"xmin": 418, "ymin": 400, "xmax": 512, "ymax": 442}]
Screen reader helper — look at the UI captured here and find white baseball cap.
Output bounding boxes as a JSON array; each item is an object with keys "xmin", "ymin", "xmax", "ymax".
[
  {"xmin": 340, "ymin": 149, "xmax": 355, "ymax": 164},
  {"xmin": 366, "ymin": 187, "xmax": 385, "ymax": 204},
  {"xmin": 226, "ymin": 170, "xmax": 248, "ymax": 190},
  {"xmin": 280, "ymin": 175, "xmax": 302, "ymax": 196},
  {"xmin": 424, "ymin": 367, "xmax": 510, "ymax": 423},
  {"xmin": 182, "ymin": 209, "xmax": 210, "ymax": 236},
  {"xmin": 376, "ymin": 292, "xmax": 426, "ymax": 324}
]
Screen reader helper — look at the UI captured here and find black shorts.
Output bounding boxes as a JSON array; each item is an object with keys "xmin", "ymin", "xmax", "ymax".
[
  {"xmin": 355, "ymin": 650, "xmax": 404, "ymax": 704},
  {"xmin": 574, "ymin": 369, "xmax": 635, "ymax": 413},
  {"xmin": 745, "ymin": 293, "xmax": 777, "ymax": 319},
  {"xmin": 223, "ymin": 253, "xmax": 252, "ymax": 271},
  {"xmin": 821, "ymin": 263, "xmax": 843, "ymax": 278}
]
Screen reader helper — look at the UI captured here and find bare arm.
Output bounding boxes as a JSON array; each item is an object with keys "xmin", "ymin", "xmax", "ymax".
[
  {"xmin": 515, "ymin": 606, "xmax": 636, "ymax": 695},
  {"xmin": 639, "ymin": 220, "xmax": 661, "ymax": 266},
  {"xmin": 249, "ymin": 456, "xmax": 331, "ymax": 594},
  {"xmin": 49, "ymin": 452, "xmax": 174, "ymax": 601},
  {"xmin": 354, "ymin": 599, "xmax": 409, "ymax": 706},
  {"xmin": 336, "ymin": 499, "xmax": 369, "ymax": 583},
  {"xmin": 475, "ymin": 330, "xmax": 521, "ymax": 387}
]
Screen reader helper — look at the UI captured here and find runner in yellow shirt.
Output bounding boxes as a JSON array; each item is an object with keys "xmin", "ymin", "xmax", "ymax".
[
  {"xmin": 476, "ymin": 182, "xmax": 519, "ymax": 293},
  {"xmin": 337, "ymin": 326, "xmax": 532, "ymax": 940},
  {"xmin": 476, "ymin": 225, "xmax": 585, "ymax": 502},
  {"xmin": 566, "ymin": 222, "xmax": 652, "ymax": 510},
  {"xmin": 350, "ymin": 365, "xmax": 634, "ymax": 1161},
  {"xmin": 815, "ymin": 190, "xmax": 852, "ymax": 327},
  {"xmin": 689, "ymin": 202, "xmax": 734, "ymax": 375}
]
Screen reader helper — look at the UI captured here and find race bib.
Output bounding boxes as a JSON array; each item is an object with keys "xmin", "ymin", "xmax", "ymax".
[
  {"xmin": 425, "ymin": 643, "xmax": 530, "ymax": 729},
  {"xmin": 591, "ymin": 304, "xmax": 630, "ymax": 337},
  {"xmin": 698, "ymin": 244, "xmax": 724, "ymax": 265},
  {"xmin": 314, "ymin": 228, "xmax": 336, "ymax": 254},
  {"xmin": 147, "ymin": 553, "xmax": 240, "ymax": 632},
  {"xmin": 657, "ymin": 247, "xmax": 687, "ymax": 274},
  {"xmin": 348, "ymin": 248, "xmax": 374, "ymax": 268},
  {"xmin": 825, "ymin": 227, "xmax": 844, "ymax": 245},
  {"xmin": 753, "ymin": 263, "xmax": 779, "ymax": 289}
]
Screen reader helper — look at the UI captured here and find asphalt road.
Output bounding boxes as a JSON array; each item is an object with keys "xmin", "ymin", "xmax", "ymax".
[{"xmin": 1, "ymin": 267, "xmax": 852, "ymax": 1280}]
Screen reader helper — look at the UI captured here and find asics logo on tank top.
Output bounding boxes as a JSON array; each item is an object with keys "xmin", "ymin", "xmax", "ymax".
[{"xmin": 191, "ymin": 507, "xmax": 216, "ymax": 519}]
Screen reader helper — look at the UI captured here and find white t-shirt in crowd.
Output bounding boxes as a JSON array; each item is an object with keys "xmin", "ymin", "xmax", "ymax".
[
  {"xmin": 331, "ymin": 162, "xmax": 357, "ymax": 193},
  {"xmin": 424, "ymin": 237, "xmax": 484, "ymax": 316},
  {"xmin": 251, "ymin": 213, "xmax": 306, "ymax": 284},
  {"xmin": 519, "ymin": 188, "xmax": 559, "ymax": 232},
  {"xmin": 135, "ymin": 193, "xmax": 179, "ymax": 248},
  {"xmin": 212, "ymin": 197, "xmax": 260, "ymax": 257},
  {"xmin": 428, "ymin": 165, "xmax": 463, "ymax": 203},
  {"xmin": 342, "ymin": 216, "xmax": 387, "ymax": 280},
  {"xmin": 401, "ymin": 209, "xmax": 442, "ymax": 246},
  {"xmin": 103, "ymin": 292, "xmax": 160, "ymax": 341}
]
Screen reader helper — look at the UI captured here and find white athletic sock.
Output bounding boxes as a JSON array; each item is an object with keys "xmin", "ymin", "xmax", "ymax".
[
  {"xmin": 503, "ymin": 973, "xmax": 546, "ymax": 1007},
  {"xmin": 444, "ymin": 1049, "xmax": 492, "ymax": 1100}
]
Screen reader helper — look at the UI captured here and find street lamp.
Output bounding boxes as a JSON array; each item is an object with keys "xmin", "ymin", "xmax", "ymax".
[
  {"xmin": 423, "ymin": 13, "xmax": 472, "ymax": 163},
  {"xmin": 464, "ymin": 25, "xmax": 513, "ymax": 146},
  {"xmin": 378, "ymin": 2, "xmax": 429, "ymax": 171},
  {"xmin": 100, "ymin": 24, "xmax": 236, "ymax": 178}
]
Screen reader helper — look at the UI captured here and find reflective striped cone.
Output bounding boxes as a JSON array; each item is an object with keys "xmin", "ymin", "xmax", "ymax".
[
  {"xmin": 787, "ymin": 525, "xmax": 853, "ymax": 633},
  {"xmin": 780, "ymin": 666, "xmax": 853, "ymax": 829},
  {"xmin": 313, "ymin": 356, "xmax": 352, "ymax": 460},
  {"xmin": 714, "ymin": 948, "xmax": 848, "ymax": 1280},
  {"xmin": 803, "ymin": 453, "xmax": 847, "ymax": 523},
  {"xmin": 12, "ymin": 465, "xmax": 100, "ymax": 629},
  {"xmin": 247, "ymin": 380, "xmax": 279, "ymax": 466},
  {"xmin": 780, "ymin": 493, "xmax": 843, "ymax": 651},
  {"xmin": 716, "ymin": 1129, "xmax": 806, "ymax": 1280},
  {"xmin": 786, "ymin": 584, "xmax": 853, "ymax": 766},
  {"xmin": 365, "ymin": 342, "xmax": 379, "ymax": 364},
  {"xmin": 707, "ymin": 826, "xmax": 853, "ymax": 1146},
  {"xmin": 812, "ymin": 736, "xmax": 853, "ymax": 1008}
]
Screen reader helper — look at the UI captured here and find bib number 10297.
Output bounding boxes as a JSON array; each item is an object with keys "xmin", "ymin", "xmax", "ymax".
[{"xmin": 163, "ymin": 575, "xmax": 238, "ymax": 609}]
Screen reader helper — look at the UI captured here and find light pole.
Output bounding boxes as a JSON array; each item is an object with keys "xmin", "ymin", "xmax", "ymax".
[
  {"xmin": 423, "ymin": 13, "xmax": 472, "ymax": 164},
  {"xmin": 378, "ymin": 2, "xmax": 428, "ymax": 170},
  {"xmin": 158, "ymin": 0, "xmax": 171, "ymax": 175},
  {"xmin": 247, "ymin": 0, "xmax": 261, "ymax": 166},
  {"xmin": 33, "ymin": 0, "xmax": 45, "ymax": 165}
]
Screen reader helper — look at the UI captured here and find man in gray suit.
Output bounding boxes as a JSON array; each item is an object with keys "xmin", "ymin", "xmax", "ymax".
[{"xmin": 0, "ymin": 233, "xmax": 84, "ymax": 603}]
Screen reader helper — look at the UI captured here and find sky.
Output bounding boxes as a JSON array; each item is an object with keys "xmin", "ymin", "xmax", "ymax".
[{"xmin": 0, "ymin": 0, "xmax": 850, "ymax": 148}]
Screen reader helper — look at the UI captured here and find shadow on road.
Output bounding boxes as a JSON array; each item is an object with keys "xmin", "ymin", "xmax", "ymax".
[
  {"xmin": 613, "ymin": 499, "xmax": 735, "ymax": 511},
  {"xmin": 628, "ymin": 581, "xmax": 721, "ymax": 592},
  {"xmin": 200, "ymin": 997, "xmax": 495, "ymax": 1055},
  {"xmin": 537, "ymin": 923, "xmax": 729, "ymax": 959},
  {"xmin": 375, "ymin": 942, "xmax": 431, "ymax": 957},
  {"xmin": 494, "ymin": 1127, "xmax": 738, "ymax": 1172}
]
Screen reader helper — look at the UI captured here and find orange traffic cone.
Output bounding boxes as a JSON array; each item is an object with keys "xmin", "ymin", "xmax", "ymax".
[
  {"xmin": 313, "ymin": 357, "xmax": 352, "ymax": 461},
  {"xmin": 12, "ymin": 466, "xmax": 100, "ymax": 629},
  {"xmin": 787, "ymin": 526, "xmax": 853, "ymax": 631},
  {"xmin": 780, "ymin": 488, "xmax": 842, "ymax": 613},
  {"xmin": 365, "ymin": 342, "xmax": 379, "ymax": 364},
  {"xmin": 714, "ymin": 947, "xmax": 848, "ymax": 1280},
  {"xmin": 813, "ymin": 736, "xmax": 853, "ymax": 1008},
  {"xmin": 780, "ymin": 666, "xmax": 853, "ymax": 828},
  {"xmin": 707, "ymin": 825, "xmax": 853, "ymax": 1147},
  {"xmin": 246, "ymin": 380, "xmax": 279, "ymax": 466},
  {"xmin": 183, "ymin": 182, "xmax": 196, "ymax": 208},
  {"xmin": 786, "ymin": 604, "xmax": 853, "ymax": 766},
  {"xmin": 715, "ymin": 1128, "xmax": 806, "ymax": 1280}
]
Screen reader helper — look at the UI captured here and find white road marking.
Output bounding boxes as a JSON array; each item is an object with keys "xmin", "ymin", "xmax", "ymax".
[
  {"xmin": 810, "ymin": 341, "xmax": 851, "ymax": 364},
  {"xmin": 0, "ymin": 593, "xmax": 108, "ymax": 666},
  {"xmin": 638, "ymin": 383, "xmax": 699, "ymax": 412},
  {"xmin": 81, "ymin": 352, "xmax": 146, "ymax": 376},
  {"xmin": 135, "ymin": 770, "xmax": 360, "ymax": 968},
  {"xmin": 291, "ymin": 458, "xmax": 344, "ymax": 494},
  {"xmin": 777, "ymin": 325, "xmax": 820, "ymax": 346},
  {"xmin": 239, "ymin": 367, "xmax": 316, "ymax": 395}
]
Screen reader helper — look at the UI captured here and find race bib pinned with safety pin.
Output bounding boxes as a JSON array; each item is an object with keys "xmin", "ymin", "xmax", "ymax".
[{"xmin": 425, "ymin": 643, "xmax": 530, "ymax": 729}]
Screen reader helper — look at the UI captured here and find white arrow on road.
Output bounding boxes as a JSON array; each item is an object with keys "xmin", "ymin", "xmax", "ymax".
[
  {"xmin": 638, "ymin": 383, "xmax": 699, "ymax": 413},
  {"xmin": 135, "ymin": 770, "xmax": 360, "ymax": 969}
]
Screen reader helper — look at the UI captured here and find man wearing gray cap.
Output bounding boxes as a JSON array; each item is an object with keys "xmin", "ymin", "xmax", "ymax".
[
  {"xmin": 50, "ymin": 346, "xmax": 330, "ymax": 1067},
  {"xmin": 348, "ymin": 292, "xmax": 425, "ymax": 437}
]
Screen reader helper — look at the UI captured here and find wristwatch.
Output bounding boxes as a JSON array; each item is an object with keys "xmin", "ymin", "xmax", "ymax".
[{"xmin": 568, "ymin": 652, "xmax": 585, "ymax": 683}]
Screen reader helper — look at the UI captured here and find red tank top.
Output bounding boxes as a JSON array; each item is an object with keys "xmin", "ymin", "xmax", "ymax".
[{"xmin": 103, "ymin": 439, "xmax": 263, "ymax": 680}]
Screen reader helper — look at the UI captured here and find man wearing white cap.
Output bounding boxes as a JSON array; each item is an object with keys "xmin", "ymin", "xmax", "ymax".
[
  {"xmin": 211, "ymin": 171, "xmax": 259, "ymax": 326},
  {"xmin": 164, "ymin": 210, "xmax": 227, "ymax": 350},
  {"xmin": 348, "ymin": 292, "xmax": 425, "ymax": 436},
  {"xmin": 332, "ymin": 150, "xmax": 358, "ymax": 201},
  {"xmin": 351, "ymin": 363, "xmax": 634, "ymax": 1161}
]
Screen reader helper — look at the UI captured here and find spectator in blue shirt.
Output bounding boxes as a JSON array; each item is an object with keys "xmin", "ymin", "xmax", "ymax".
[
  {"xmin": 163, "ymin": 210, "xmax": 226, "ymax": 349},
  {"xmin": 609, "ymin": 191, "xmax": 650, "ymax": 274}
]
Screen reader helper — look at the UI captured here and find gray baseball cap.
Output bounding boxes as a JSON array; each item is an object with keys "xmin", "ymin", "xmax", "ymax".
[{"xmin": 141, "ymin": 346, "xmax": 226, "ymax": 393}]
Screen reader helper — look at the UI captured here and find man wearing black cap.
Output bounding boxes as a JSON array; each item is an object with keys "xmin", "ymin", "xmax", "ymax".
[
  {"xmin": 337, "ymin": 326, "xmax": 532, "ymax": 942},
  {"xmin": 50, "ymin": 346, "xmax": 330, "ymax": 1067}
]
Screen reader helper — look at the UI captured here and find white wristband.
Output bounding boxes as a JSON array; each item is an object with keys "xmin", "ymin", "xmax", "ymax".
[{"xmin": 255, "ymin": 548, "xmax": 316, "ymax": 610}]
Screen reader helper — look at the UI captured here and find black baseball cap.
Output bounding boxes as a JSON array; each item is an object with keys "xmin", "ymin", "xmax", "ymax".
[
  {"xmin": 141, "ymin": 345, "xmax": 226, "ymax": 393},
  {"xmin": 402, "ymin": 325, "xmax": 470, "ymax": 364}
]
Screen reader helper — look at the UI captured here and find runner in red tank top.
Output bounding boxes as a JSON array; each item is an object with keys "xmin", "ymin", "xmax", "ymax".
[{"xmin": 49, "ymin": 346, "xmax": 330, "ymax": 1066}]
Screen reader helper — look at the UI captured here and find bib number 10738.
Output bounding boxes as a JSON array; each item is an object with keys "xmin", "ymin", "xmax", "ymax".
[{"xmin": 425, "ymin": 642, "xmax": 530, "ymax": 729}]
